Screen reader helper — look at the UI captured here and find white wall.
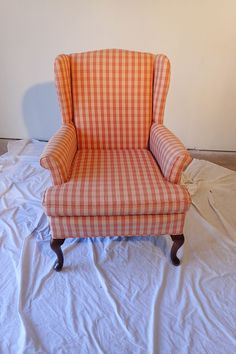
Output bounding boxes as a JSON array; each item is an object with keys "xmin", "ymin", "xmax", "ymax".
[{"xmin": 0, "ymin": 0, "xmax": 236, "ymax": 150}]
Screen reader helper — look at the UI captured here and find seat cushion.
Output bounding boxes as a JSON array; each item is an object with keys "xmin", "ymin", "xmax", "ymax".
[{"xmin": 43, "ymin": 150, "xmax": 191, "ymax": 217}]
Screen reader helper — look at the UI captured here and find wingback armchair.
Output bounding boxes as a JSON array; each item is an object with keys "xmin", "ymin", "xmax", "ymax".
[{"xmin": 40, "ymin": 49, "xmax": 192, "ymax": 271}]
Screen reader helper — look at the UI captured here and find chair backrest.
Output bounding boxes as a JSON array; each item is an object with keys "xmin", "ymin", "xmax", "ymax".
[{"xmin": 54, "ymin": 49, "xmax": 170, "ymax": 149}]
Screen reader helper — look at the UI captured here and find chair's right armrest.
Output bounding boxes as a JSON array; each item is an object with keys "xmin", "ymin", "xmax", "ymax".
[
  {"xmin": 40, "ymin": 123, "xmax": 77, "ymax": 185},
  {"xmin": 149, "ymin": 123, "xmax": 192, "ymax": 184}
]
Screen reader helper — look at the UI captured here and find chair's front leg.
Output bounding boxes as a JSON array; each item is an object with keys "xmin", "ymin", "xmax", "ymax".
[
  {"xmin": 170, "ymin": 234, "xmax": 184, "ymax": 266},
  {"xmin": 50, "ymin": 238, "xmax": 65, "ymax": 271}
]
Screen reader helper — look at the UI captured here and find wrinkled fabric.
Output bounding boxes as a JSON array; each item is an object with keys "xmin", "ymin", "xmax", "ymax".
[
  {"xmin": 0, "ymin": 141, "xmax": 236, "ymax": 354},
  {"xmin": 182, "ymin": 159, "xmax": 236, "ymax": 239}
]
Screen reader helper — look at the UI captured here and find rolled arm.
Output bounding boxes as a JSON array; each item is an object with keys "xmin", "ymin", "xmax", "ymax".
[
  {"xmin": 149, "ymin": 123, "xmax": 192, "ymax": 183},
  {"xmin": 40, "ymin": 123, "xmax": 77, "ymax": 185}
]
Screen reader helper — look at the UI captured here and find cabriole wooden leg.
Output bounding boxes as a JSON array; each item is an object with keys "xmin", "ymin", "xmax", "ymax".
[
  {"xmin": 170, "ymin": 234, "xmax": 185, "ymax": 266},
  {"xmin": 50, "ymin": 238, "xmax": 65, "ymax": 271}
]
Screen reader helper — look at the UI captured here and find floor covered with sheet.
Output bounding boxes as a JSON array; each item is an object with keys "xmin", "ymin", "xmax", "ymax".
[{"xmin": 0, "ymin": 140, "xmax": 236, "ymax": 354}]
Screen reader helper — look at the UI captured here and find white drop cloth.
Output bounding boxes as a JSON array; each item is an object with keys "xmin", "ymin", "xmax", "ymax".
[{"xmin": 0, "ymin": 140, "xmax": 236, "ymax": 354}]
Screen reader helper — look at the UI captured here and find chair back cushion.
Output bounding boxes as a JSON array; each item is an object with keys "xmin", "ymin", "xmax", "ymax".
[{"xmin": 70, "ymin": 49, "xmax": 154, "ymax": 149}]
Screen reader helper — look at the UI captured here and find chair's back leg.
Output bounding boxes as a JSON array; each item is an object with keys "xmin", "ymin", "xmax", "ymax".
[
  {"xmin": 170, "ymin": 234, "xmax": 184, "ymax": 266},
  {"xmin": 50, "ymin": 238, "xmax": 65, "ymax": 271}
]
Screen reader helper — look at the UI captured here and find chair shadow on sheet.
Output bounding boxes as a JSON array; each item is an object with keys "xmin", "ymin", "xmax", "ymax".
[
  {"xmin": 37, "ymin": 235, "xmax": 169, "ymax": 273},
  {"xmin": 64, "ymin": 237, "xmax": 169, "ymax": 273},
  {"xmin": 22, "ymin": 82, "xmax": 61, "ymax": 141},
  {"xmin": 75, "ymin": 235, "xmax": 167, "ymax": 250}
]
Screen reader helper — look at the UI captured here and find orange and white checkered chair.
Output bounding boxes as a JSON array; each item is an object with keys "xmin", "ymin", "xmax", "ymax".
[{"xmin": 40, "ymin": 49, "xmax": 192, "ymax": 271}]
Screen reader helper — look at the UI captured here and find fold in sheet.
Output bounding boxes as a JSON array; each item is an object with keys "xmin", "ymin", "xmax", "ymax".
[{"xmin": 182, "ymin": 159, "xmax": 236, "ymax": 239}]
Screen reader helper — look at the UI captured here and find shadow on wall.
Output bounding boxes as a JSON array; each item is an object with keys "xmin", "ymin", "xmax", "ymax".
[{"xmin": 22, "ymin": 82, "xmax": 61, "ymax": 141}]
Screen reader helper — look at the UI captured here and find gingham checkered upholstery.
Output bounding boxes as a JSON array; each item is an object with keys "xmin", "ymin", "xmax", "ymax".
[
  {"xmin": 57, "ymin": 49, "xmax": 154, "ymax": 149},
  {"xmin": 150, "ymin": 123, "xmax": 192, "ymax": 184},
  {"xmin": 49, "ymin": 213, "xmax": 186, "ymax": 239},
  {"xmin": 153, "ymin": 55, "xmax": 171, "ymax": 124},
  {"xmin": 43, "ymin": 149, "xmax": 190, "ymax": 217},
  {"xmin": 54, "ymin": 55, "xmax": 73, "ymax": 124},
  {"xmin": 41, "ymin": 49, "xmax": 192, "ymax": 240},
  {"xmin": 40, "ymin": 123, "xmax": 77, "ymax": 185}
]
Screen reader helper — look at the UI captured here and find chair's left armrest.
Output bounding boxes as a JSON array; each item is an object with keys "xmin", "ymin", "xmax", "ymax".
[
  {"xmin": 40, "ymin": 123, "xmax": 77, "ymax": 185},
  {"xmin": 149, "ymin": 123, "xmax": 192, "ymax": 183}
]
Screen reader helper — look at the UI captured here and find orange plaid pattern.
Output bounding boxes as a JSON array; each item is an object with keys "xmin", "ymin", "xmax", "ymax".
[
  {"xmin": 153, "ymin": 55, "xmax": 171, "ymax": 124},
  {"xmin": 41, "ymin": 49, "xmax": 192, "ymax": 242},
  {"xmin": 54, "ymin": 54, "xmax": 73, "ymax": 124},
  {"xmin": 43, "ymin": 149, "xmax": 190, "ymax": 217},
  {"xmin": 150, "ymin": 123, "xmax": 192, "ymax": 184},
  {"xmin": 49, "ymin": 213, "xmax": 186, "ymax": 239},
  {"xmin": 40, "ymin": 123, "xmax": 77, "ymax": 185},
  {"xmin": 70, "ymin": 49, "xmax": 154, "ymax": 149}
]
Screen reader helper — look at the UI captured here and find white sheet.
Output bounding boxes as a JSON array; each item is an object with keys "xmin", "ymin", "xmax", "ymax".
[{"xmin": 0, "ymin": 140, "xmax": 236, "ymax": 354}]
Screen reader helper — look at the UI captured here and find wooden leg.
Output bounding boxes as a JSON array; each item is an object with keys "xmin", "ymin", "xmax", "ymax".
[
  {"xmin": 170, "ymin": 234, "xmax": 184, "ymax": 266},
  {"xmin": 50, "ymin": 238, "xmax": 65, "ymax": 271}
]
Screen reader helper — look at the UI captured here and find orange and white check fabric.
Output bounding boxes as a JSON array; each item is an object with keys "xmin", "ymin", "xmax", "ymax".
[
  {"xmin": 41, "ymin": 49, "xmax": 192, "ymax": 240},
  {"xmin": 150, "ymin": 123, "xmax": 192, "ymax": 184},
  {"xmin": 54, "ymin": 55, "xmax": 73, "ymax": 124},
  {"xmin": 70, "ymin": 49, "xmax": 154, "ymax": 149},
  {"xmin": 40, "ymin": 123, "xmax": 77, "ymax": 185},
  {"xmin": 153, "ymin": 55, "xmax": 171, "ymax": 125},
  {"xmin": 43, "ymin": 149, "xmax": 190, "ymax": 217},
  {"xmin": 49, "ymin": 213, "xmax": 186, "ymax": 239}
]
